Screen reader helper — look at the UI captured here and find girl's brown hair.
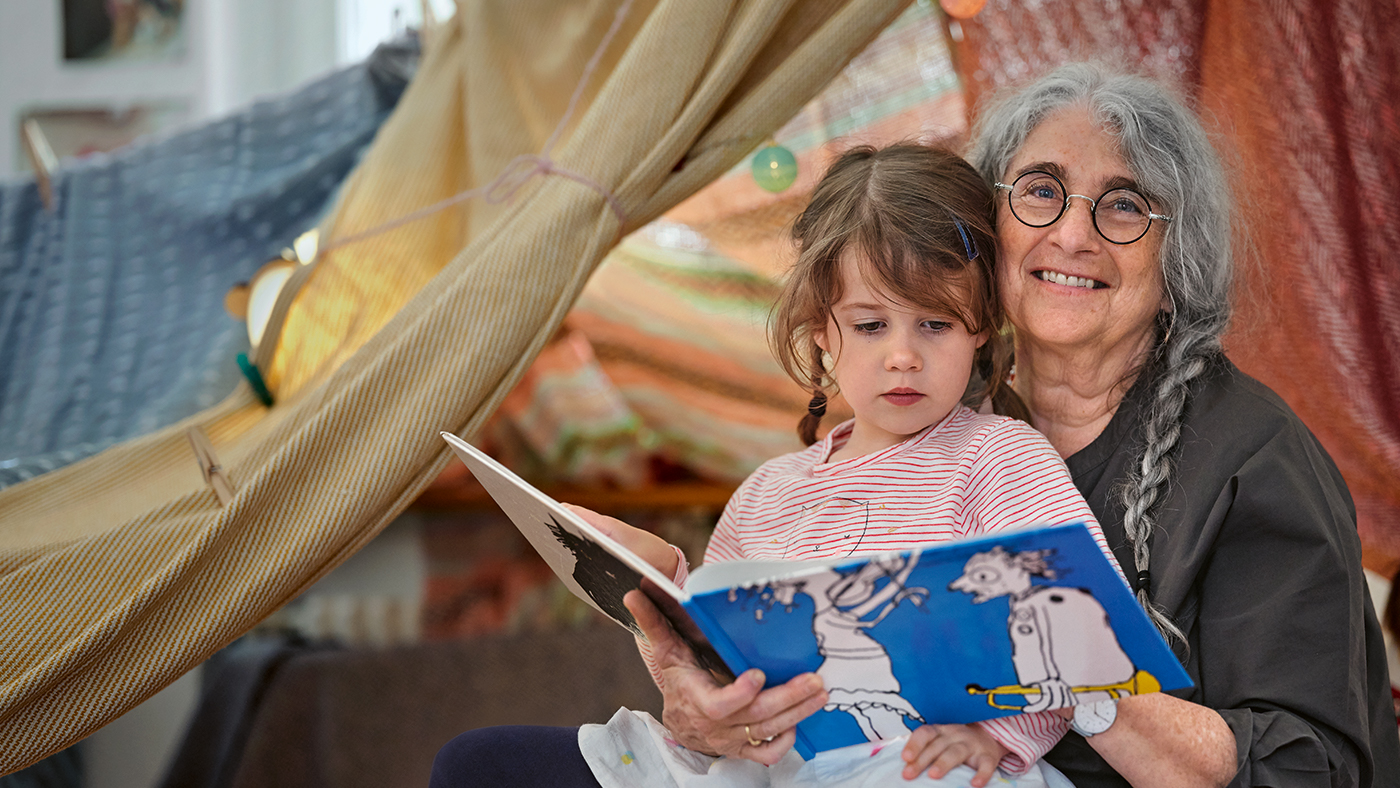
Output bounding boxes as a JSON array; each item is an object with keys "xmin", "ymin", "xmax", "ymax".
[{"xmin": 770, "ymin": 143, "xmax": 1028, "ymax": 445}]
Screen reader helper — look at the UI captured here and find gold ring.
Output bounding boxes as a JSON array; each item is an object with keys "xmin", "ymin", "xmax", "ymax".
[{"xmin": 744, "ymin": 725, "xmax": 763, "ymax": 747}]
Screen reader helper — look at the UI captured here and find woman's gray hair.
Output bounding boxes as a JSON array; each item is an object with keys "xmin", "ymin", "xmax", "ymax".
[{"xmin": 968, "ymin": 63, "xmax": 1235, "ymax": 644}]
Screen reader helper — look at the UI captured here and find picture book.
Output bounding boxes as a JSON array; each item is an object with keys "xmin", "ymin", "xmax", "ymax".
[{"xmin": 441, "ymin": 432, "xmax": 1192, "ymax": 760}]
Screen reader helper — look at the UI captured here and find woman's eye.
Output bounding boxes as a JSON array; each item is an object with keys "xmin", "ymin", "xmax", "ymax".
[
  {"xmin": 853, "ymin": 321, "xmax": 884, "ymax": 334},
  {"xmin": 1104, "ymin": 191, "xmax": 1147, "ymax": 216}
]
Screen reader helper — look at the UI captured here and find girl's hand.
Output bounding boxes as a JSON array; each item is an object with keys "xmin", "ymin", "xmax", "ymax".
[
  {"xmin": 900, "ymin": 724, "xmax": 1008, "ymax": 785},
  {"xmin": 564, "ymin": 504, "xmax": 680, "ymax": 578},
  {"xmin": 623, "ymin": 590, "xmax": 829, "ymax": 765}
]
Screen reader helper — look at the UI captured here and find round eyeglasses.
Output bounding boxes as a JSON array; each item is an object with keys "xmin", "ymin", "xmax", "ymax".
[{"xmin": 994, "ymin": 170, "xmax": 1172, "ymax": 245}]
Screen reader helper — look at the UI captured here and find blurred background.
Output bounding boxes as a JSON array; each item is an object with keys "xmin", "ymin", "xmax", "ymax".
[{"xmin": 1, "ymin": 0, "xmax": 1396, "ymax": 786}]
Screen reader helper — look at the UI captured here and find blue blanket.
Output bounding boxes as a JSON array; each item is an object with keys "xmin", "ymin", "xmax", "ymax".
[{"xmin": 0, "ymin": 38, "xmax": 418, "ymax": 490}]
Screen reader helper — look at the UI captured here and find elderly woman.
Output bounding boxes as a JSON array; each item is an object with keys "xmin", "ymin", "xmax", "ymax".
[
  {"xmin": 959, "ymin": 63, "xmax": 1400, "ymax": 787},
  {"xmin": 432, "ymin": 65, "xmax": 1400, "ymax": 788}
]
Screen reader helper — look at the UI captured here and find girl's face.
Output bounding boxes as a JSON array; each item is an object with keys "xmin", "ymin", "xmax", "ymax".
[{"xmin": 815, "ymin": 252, "xmax": 986, "ymax": 458}]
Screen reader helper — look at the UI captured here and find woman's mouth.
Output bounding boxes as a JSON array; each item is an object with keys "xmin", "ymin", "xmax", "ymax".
[
  {"xmin": 883, "ymin": 389, "xmax": 925, "ymax": 406},
  {"xmin": 1034, "ymin": 269, "xmax": 1106, "ymax": 289}
]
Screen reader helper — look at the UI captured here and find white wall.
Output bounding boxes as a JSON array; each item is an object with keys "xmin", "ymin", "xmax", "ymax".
[{"xmin": 0, "ymin": 0, "xmax": 341, "ymax": 179}]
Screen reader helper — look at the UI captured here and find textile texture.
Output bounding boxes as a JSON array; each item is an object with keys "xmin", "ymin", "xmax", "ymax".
[
  {"xmin": 0, "ymin": 0, "xmax": 913, "ymax": 773},
  {"xmin": 0, "ymin": 38, "xmax": 417, "ymax": 488},
  {"xmin": 957, "ymin": 0, "xmax": 1400, "ymax": 568}
]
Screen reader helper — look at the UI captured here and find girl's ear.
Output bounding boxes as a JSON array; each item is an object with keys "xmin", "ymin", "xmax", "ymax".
[
  {"xmin": 813, "ymin": 326, "xmax": 830, "ymax": 353},
  {"xmin": 974, "ymin": 328, "xmax": 990, "ymax": 349}
]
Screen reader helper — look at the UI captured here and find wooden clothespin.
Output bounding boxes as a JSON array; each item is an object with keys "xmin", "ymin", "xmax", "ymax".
[
  {"xmin": 20, "ymin": 119, "xmax": 58, "ymax": 212},
  {"xmin": 186, "ymin": 426, "xmax": 235, "ymax": 506}
]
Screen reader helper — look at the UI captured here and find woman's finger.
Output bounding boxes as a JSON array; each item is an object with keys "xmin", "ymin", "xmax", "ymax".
[
  {"xmin": 738, "ymin": 727, "xmax": 796, "ymax": 766},
  {"xmin": 732, "ymin": 676, "xmax": 828, "ymax": 733}
]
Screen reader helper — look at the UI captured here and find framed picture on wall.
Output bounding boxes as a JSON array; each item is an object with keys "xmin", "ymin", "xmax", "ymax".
[{"xmin": 63, "ymin": 0, "xmax": 186, "ymax": 62}]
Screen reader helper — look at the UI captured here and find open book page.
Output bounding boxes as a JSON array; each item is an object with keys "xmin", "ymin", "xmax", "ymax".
[{"xmin": 441, "ymin": 432, "xmax": 732, "ymax": 678}]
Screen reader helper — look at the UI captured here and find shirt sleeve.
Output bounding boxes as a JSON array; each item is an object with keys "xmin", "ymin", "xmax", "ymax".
[
  {"xmin": 963, "ymin": 419, "xmax": 1124, "ymax": 579},
  {"xmin": 977, "ymin": 712, "xmax": 1072, "ymax": 775},
  {"xmin": 1191, "ymin": 427, "xmax": 1393, "ymax": 786}
]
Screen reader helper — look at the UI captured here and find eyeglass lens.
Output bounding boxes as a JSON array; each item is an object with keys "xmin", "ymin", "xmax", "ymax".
[{"xmin": 1008, "ymin": 171, "xmax": 1154, "ymax": 245}]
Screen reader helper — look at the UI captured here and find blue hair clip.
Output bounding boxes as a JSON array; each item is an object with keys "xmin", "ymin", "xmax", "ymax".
[{"xmin": 952, "ymin": 218, "xmax": 979, "ymax": 261}]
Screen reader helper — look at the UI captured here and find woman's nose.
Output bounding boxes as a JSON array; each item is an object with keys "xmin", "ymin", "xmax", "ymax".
[{"xmin": 1049, "ymin": 194, "xmax": 1101, "ymax": 250}]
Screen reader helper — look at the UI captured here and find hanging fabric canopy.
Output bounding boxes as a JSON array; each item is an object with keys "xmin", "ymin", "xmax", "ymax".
[
  {"xmin": 0, "ymin": 38, "xmax": 418, "ymax": 489},
  {"xmin": 956, "ymin": 0, "xmax": 1400, "ymax": 570},
  {"xmin": 0, "ymin": 0, "xmax": 912, "ymax": 773}
]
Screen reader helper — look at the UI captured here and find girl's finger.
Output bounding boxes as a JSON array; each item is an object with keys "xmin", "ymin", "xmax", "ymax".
[
  {"xmin": 926, "ymin": 742, "xmax": 968, "ymax": 780},
  {"xmin": 902, "ymin": 725, "xmax": 938, "ymax": 762},
  {"xmin": 970, "ymin": 754, "xmax": 998, "ymax": 788}
]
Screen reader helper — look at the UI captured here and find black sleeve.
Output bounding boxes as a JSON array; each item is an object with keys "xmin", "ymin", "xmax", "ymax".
[{"xmin": 1195, "ymin": 425, "xmax": 1381, "ymax": 787}]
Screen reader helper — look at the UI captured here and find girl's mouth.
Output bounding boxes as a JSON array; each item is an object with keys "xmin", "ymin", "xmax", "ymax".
[
  {"xmin": 883, "ymin": 389, "xmax": 924, "ymax": 406},
  {"xmin": 1034, "ymin": 269, "xmax": 1107, "ymax": 289}
]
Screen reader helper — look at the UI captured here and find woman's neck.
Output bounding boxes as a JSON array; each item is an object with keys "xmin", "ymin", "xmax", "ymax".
[{"xmin": 1013, "ymin": 334, "xmax": 1151, "ymax": 459}]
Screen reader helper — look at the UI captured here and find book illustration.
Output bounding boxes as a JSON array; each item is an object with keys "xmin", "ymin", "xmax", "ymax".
[
  {"xmin": 734, "ymin": 553, "xmax": 930, "ymax": 740},
  {"xmin": 440, "ymin": 432, "xmax": 1193, "ymax": 759},
  {"xmin": 951, "ymin": 546, "xmax": 1158, "ymax": 712},
  {"xmin": 544, "ymin": 514, "xmax": 644, "ymax": 636}
]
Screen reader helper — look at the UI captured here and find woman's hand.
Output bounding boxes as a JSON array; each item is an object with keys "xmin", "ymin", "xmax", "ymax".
[
  {"xmin": 901, "ymin": 724, "xmax": 1008, "ymax": 786},
  {"xmin": 564, "ymin": 504, "xmax": 679, "ymax": 578},
  {"xmin": 623, "ymin": 590, "xmax": 829, "ymax": 764}
]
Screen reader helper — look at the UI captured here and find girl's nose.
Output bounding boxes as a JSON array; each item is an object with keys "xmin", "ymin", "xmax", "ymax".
[{"xmin": 886, "ymin": 342, "xmax": 922, "ymax": 371}]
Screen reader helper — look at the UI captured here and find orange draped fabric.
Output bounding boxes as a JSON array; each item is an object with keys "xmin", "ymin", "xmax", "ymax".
[{"xmin": 956, "ymin": 0, "xmax": 1400, "ymax": 571}]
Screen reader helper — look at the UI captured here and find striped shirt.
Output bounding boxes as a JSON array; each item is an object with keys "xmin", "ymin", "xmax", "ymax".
[{"xmin": 686, "ymin": 405, "xmax": 1120, "ymax": 774}]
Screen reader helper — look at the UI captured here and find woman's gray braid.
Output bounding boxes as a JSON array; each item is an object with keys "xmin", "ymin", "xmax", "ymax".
[{"xmin": 969, "ymin": 64, "xmax": 1235, "ymax": 644}]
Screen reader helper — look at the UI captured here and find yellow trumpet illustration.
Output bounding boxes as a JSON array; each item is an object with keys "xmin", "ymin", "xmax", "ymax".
[{"xmin": 966, "ymin": 670, "xmax": 1162, "ymax": 710}]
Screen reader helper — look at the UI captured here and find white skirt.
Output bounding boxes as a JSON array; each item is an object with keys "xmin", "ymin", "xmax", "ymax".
[{"xmin": 579, "ymin": 708, "xmax": 1076, "ymax": 788}]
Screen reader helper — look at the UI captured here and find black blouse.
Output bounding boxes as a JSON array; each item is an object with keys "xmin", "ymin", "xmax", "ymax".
[{"xmin": 1044, "ymin": 356, "xmax": 1400, "ymax": 787}]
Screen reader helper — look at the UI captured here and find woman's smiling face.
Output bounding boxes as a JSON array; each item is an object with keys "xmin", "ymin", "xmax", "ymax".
[{"xmin": 995, "ymin": 105, "xmax": 1169, "ymax": 355}]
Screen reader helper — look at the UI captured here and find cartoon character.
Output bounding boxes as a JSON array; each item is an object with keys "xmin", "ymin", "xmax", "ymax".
[
  {"xmin": 744, "ymin": 554, "xmax": 930, "ymax": 741},
  {"xmin": 950, "ymin": 546, "xmax": 1149, "ymax": 712}
]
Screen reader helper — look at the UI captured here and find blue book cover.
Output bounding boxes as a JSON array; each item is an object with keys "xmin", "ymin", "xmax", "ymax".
[
  {"xmin": 679, "ymin": 524, "xmax": 1191, "ymax": 759},
  {"xmin": 442, "ymin": 432, "xmax": 1192, "ymax": 760}
]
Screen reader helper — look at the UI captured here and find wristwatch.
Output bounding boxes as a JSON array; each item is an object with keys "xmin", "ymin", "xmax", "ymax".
[{"xmin": 1070, "ymin": 699, "xmax": 1118, "ymax": 738}]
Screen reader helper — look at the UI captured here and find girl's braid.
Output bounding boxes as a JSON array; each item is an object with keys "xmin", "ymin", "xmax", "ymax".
[{"xmin": 798, "ymin": 342, "xmax": 829, "ymax": 446}]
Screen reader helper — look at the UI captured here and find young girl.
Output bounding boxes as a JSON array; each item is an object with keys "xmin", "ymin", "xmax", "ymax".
[{"xmin": 431, "ymin": 144, "xmax": 1116, "ymax": 788}]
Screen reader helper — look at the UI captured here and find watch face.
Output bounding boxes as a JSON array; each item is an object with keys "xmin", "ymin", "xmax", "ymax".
[{"xmin": 1072, "ymin": 700, "xmax": 1118, "ymax": 737}]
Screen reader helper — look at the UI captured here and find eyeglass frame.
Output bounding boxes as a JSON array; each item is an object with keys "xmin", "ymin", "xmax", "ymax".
[{"xmin": 993, "ymin": 170, "xmax": 1173, "ymax": 246}]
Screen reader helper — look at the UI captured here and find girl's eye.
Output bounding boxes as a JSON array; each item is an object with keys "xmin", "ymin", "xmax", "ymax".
[
  {"xmin": 922, "ymin": 320, "xmax": 952, "ymax": 332},
  {"xmin": 852, "ymin": 321, "xmax": 884, "ymax": 334}
]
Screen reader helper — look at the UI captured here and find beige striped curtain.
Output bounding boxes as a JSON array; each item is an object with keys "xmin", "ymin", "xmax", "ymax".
[{"xmin": 0, "ymin": 0, "xmax": 911, "ymax": 772}]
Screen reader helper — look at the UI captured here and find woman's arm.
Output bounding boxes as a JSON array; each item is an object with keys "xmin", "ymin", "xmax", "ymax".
[{"xmin": 1066, "ymin": 693, "xmax": 1236, "ymax": 787}]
